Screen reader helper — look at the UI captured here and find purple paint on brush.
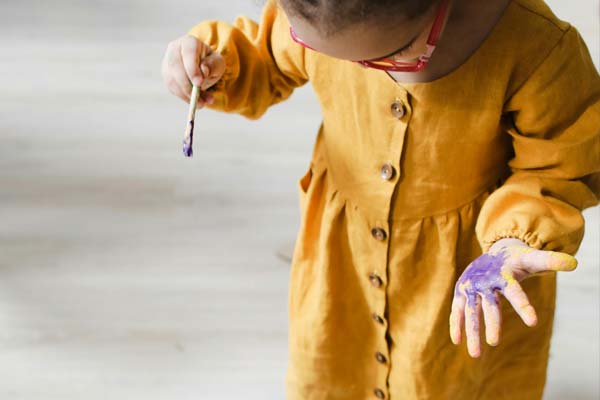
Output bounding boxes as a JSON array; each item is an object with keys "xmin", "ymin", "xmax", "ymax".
[
  {"xmin": 183, "ymin": 120, "xmax": 194, "ymax": 157},
  {"xmin": 456, "ymin": 250, "xmax": 508, "ymax": 306}
]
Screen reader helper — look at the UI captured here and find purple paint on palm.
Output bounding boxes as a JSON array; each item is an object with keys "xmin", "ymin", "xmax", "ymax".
[{"xmin": 456, "ymin": 250, "xmax": 508, "ymax": 307}]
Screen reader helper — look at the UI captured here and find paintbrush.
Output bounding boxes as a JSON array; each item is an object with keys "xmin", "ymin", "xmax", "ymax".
[{"xmin": 182, "ymin": 84, "xmax": 200, "ymax": 157}]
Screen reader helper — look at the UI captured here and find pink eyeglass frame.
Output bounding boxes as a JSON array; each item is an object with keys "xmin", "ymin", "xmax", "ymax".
[{"xmin": 289, "ymin": 0, "xmax": 450, "ymax": 72}]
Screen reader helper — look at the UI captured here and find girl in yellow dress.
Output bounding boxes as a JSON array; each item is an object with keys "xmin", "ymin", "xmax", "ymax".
[{"xmin": 161, "ymin": 0, "xmax": 600, "ymax": 398}]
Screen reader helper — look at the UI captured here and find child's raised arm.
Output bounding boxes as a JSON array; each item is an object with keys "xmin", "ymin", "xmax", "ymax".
[{"xmin": 163, "ymin": 0, "xmax": 309, "ymax": 120}]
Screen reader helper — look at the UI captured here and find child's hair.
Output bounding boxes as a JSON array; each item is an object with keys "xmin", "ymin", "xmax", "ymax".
[{"xmin": 279, "ymin": 0, "xmax": 437, "ymax": 37}]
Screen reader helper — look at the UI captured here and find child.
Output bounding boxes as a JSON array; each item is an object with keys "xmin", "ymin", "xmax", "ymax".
[{"xmin": 161, "ymin": 0, "xmax": 600, "ymax": 398}]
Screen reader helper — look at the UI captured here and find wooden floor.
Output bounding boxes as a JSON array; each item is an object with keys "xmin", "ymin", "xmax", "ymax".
[{"xmin": 0, "ymin": 1, "xmax": 598, "ymax": 399}]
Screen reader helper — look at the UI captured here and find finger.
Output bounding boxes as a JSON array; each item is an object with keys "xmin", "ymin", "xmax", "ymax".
[
  {"xmin": 481, "ymin": 291, "xmax": 501, "ymax": 346},
  {"xmin": 465, "ymin": 294, "xmax": 482, "ymax": 358},
  {"xmin": 205, "ymin": 91, "xmax": 215, "ymax": 104},
  {"xmin": 449, "ymin": 293, "xmax": 466, "ymax": 345},
  {"xmin": 199, "ymin": 52, "xmax": 226, "ymax": 90},
  {"xmin": 516, "ymin": 247, "xmax": 577, "ymax": 274},
  {"xmin": 200, "ymin": 63, "xmax": 211, "ymax": 90},
  {"xmin": 171, "ymin": 52, "xmax": 194, "ymax": 101},
  {"xmin": 174, "ymin": 84, "xmax": 191, "ymax": 103},
  {"xmin": 163, "ymin": 44, "xmax": 194, "ymax": 101},
  {"xmin": 191, "ymin": 91, "xmax": 208, "ymax": 110},
  {"xmin": 503, "ymin": 282, "xmax": 537, "ymax": 327},
  {"xmin": 169, "ymin": 82, "xmax": 208, "ymax": 107},
  {"xmin": 164, "ymin": 72, "xmax": 190, "ymax": 103},
  {"xmin": 162, "ymin": 44, "xmax": 188, "ymax": 102},
  {"xmin": 198, "ymin": 90, "xmax": 214, "ymax": 107},
  {"xmin": 181, "ymin": 35, "xmax": 207, "ymax": 88}
]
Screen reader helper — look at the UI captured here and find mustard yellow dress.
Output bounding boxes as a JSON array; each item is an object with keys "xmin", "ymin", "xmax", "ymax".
[{"xmin": 188, "ymin": 0, "xmax": 600, "ymax": 398}]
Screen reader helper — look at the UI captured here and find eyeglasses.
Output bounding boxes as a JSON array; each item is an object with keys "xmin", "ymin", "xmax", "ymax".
[{"xmin": 289, "ymin": 0, "xmax": 450, "ymax": 72}]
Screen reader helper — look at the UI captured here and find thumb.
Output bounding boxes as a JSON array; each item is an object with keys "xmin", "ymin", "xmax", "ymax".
[
  {"xmin": 199, "ymin": 52, "xmax": 226, "ymax": 91},
  {"xmin": 513, "ymin": 247, "xmax": 577, "ymax": 274}
]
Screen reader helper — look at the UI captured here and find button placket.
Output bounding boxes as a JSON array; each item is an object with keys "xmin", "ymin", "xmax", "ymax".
[
  {"xmin": 366, "ymin": 215, "xmax": 392, "ymax": 398},
  {"xmin": 387, "ymin": 93, "xmax": 411, "ymax": 185}
]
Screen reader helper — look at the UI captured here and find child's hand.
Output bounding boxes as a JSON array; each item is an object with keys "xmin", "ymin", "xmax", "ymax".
[
  {"xmin": 161, "ymin": 35, "xmax": 225, "ymax": 105},
  {"xmin": 449, "ymin": 238, "xmax": 577, "ymax": 358}
]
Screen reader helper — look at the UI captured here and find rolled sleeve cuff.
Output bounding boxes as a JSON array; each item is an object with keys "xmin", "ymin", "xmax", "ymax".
[{"xmin": 481, "ymin": 229, "xmax": 544, "ymax": 253}]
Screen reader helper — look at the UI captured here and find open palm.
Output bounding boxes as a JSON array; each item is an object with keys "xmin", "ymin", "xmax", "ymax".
[{"xmin": 449, "ymin": 238, "xmax": 577, "ymax": 358}]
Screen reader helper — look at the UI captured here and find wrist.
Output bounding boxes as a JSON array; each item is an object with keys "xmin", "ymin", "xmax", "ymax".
[{"xmin": 488, "ymin": 238, "xmax": 528, "ymax": 254}]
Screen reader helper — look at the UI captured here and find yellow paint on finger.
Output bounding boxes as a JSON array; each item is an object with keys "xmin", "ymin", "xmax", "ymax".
[
  {"xmin": 500, "ymin": 269, "xmax": 517, "ymax": 285},
  {"xmin": 505, "ymin": 282, "xmax": 538, "ymax": 326},
  {"xmin": 458, "ymin": 281, "xmax": 472, "ymax": 293},
  {"xmin": 467, "ymin": 336, "xmax": 481, "ymax": 358},
  {"xmin": 482, "ymin": 307, "xmax": 500, "ymax": 346},
  {"xmin": 484, "ymin": 319, "xmax": 500, "ymax": 346},
  {"xmin": 486, "ymin": 335, "xmax": 499, "ymax": 347},
  {"xmin": 548, "ymin": 252, "xmax": 577, "ymax": 272},
  {"xmin": 506, "ymin": 245, "xmax": 533, "ymax": 265},
  {"xmin": 521, "ymin": 304, "xmax": 538, "ymax": 327},
  {"xmin": 449, "ymin": 316, "xmax": 458, "ymax": 344}
]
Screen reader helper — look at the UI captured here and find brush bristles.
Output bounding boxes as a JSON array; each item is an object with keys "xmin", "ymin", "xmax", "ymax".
[{"xmin": 183, "ymin": 120, "xmax": 194, "ymax": 157}]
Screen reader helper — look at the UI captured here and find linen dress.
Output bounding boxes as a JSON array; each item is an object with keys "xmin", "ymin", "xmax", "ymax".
[{"xmin": 188, "ymin": 0, "xmax": 600, "ymax": 398}]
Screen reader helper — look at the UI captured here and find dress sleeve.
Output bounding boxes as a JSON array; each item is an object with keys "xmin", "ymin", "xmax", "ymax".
[
  {"xmin": 475, "ymin": 25, "xmax": 600, "ymax": 255},
  {"xmin": 187, "ymin": 0, "xmax": 308, "ymax": 119}
]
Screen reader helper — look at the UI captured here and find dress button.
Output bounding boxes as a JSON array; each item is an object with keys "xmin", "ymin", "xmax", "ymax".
[
  {"xmin": 369, "ymin": 273, "xmax": 383, "ymax": 288},
  {"xmin": 375, "ymin": 352, "xmax": 387, "ymax": 364},
  {"xmin": 374, "ymin": 388, "xmax": 386, "ymax": 399},
  {"xmin": 371, "ymin": 227, "xmax": 387, "ymax": 241},
  {"xmin": 372, "ymin": 313, "xmax": 385, "ymax": 324},
  {"xmin": 390, "ymin": 100, "xmax": 405, "ymax": 119},
  {"xmin": 380, "ymin": 163, "xmax": 395, "ymax": 180}
]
